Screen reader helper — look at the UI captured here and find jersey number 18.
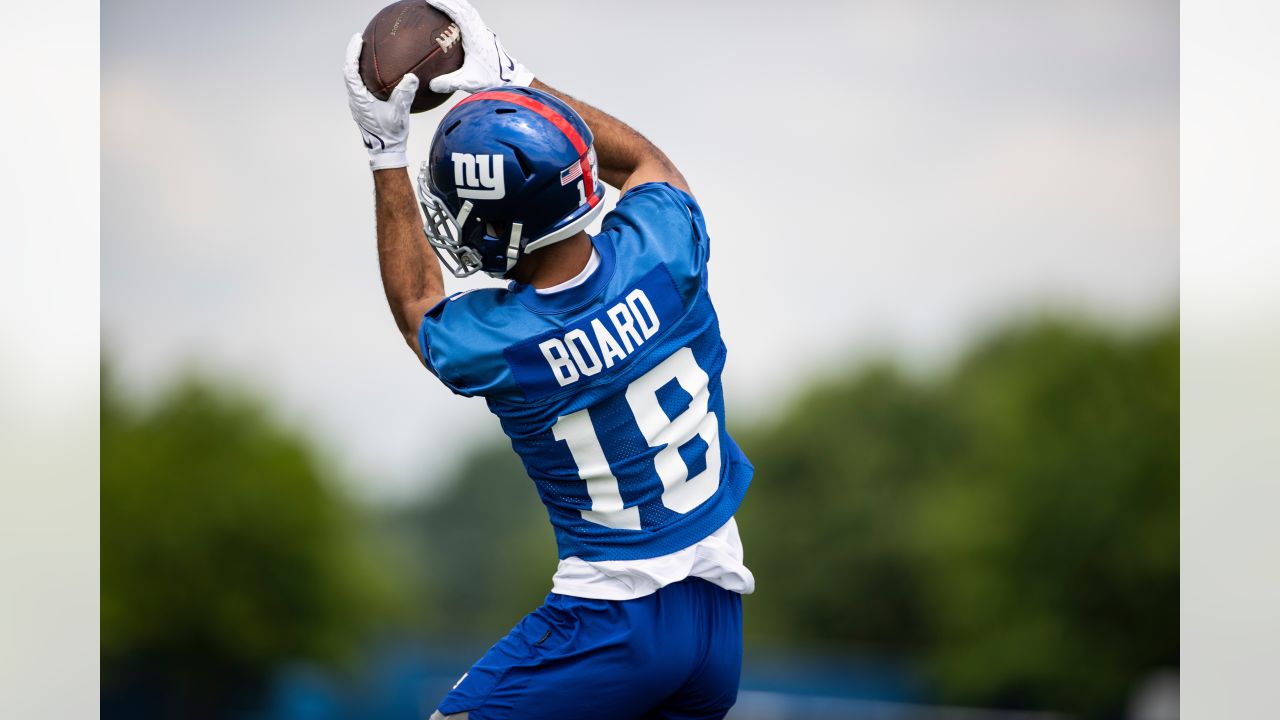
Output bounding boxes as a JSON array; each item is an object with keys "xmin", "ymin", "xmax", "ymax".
[{"xmin": 551, "ymin": 347, "xmax": 721, "ymax": 530}]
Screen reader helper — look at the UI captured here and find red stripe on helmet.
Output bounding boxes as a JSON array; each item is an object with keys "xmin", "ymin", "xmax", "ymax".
[{"xmin": 456, "ymin": 91, "xmax": 599, "ymax": 208}]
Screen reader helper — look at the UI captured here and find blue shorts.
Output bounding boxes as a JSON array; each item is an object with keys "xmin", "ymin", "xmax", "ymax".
[{"xmin": 436, "ymin": 577, "xmax": 743, "ymax": 720}]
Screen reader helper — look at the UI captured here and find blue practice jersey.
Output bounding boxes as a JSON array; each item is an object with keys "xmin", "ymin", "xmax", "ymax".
[{"xmin": 418, "ymin": 182, "xmax": 753, "ymax": 562}]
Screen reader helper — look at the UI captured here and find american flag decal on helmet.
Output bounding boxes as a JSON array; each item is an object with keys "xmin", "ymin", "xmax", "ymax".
[{"xmin": 560, "ymin": 161, "xmax": 583, "ymax": 186}]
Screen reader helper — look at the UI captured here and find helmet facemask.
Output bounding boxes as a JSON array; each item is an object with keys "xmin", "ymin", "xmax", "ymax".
[{"xmin": 417, "ymin": 163, "xmax": 519, "ymax": 278}]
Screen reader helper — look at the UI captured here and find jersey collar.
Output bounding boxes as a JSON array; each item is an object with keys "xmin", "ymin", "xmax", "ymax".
[{"xmin": 510, "ymin": 233, "xmax": 616, "ymax": 315}]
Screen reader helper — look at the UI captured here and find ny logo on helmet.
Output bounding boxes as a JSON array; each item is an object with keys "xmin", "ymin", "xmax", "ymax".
[{"xmin": 452, "ymin": 153, "xmax": 505, "ymax": 200}]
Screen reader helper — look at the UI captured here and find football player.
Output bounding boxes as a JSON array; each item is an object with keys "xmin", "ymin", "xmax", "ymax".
[{"xmin": 344, "ymin": 2, "xmax": 755, "ymax": 717}]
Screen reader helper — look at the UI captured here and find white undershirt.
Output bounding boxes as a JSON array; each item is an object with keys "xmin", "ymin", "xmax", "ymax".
[
  {"xmin": 552, "ymin": 517, "xmax": 755, "ymax": 601},
  {"xmin": 534, "ymin": 250, "xmax": 754, "ymax": 600},
  {"xmin": 534, "ymin": 247, "xmax": 601, "ymax": 294}
]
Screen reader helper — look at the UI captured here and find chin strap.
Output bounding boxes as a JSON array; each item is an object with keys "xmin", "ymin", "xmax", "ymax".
[{"xmin": 503, "ymin": 223, "xmax": 524, "ymax": 274}]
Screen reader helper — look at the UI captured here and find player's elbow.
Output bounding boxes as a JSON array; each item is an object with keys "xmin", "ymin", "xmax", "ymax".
[
  {"xmin": 389, "ymin": 299, "xmax": 433, "ymax": 361},
  {"xmin": 403, "ymin": 330, "xmax": 427, "ymax": 367}
]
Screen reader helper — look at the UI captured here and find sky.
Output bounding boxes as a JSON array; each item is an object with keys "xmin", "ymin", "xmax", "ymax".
[{"xmin": 101, "ymin": 0, "xmax": 1178, "ymax": 500}]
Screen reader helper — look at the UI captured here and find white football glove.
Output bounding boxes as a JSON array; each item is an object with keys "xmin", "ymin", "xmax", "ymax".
[
  {"xmin": 426, "ymin": 0, "xmax": 534, "ymax": 93},
  {"xmin": 343, "ymin": 34, "xmax": 419, "ymax": 170}
]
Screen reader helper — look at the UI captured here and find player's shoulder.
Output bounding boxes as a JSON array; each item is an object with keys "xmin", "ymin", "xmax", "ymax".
[
  {"xmin": 600, "ymin": 182, "xmax": 711, "ymax": 288},
  {"xmin": 428, "ymin": 286, "xmax": 504, "ymax": 317},
  {"xmin": 603, "ymin": 182, "xmax": 703, "ymax": 233},
  {"xmin": 422, "ymin": 286, "xmax": 543, "ymax": 344},
  {"xmin": 418, "ymin": 286, "xmax": 541, "ymax": 397}
]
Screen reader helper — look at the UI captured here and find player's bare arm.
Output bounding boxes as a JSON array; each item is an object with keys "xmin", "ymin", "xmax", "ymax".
[
  {"xmin": 344, "ymin": 34, "xmax": 445, "ymax": 360},
  {"xmin": 374, "ymin": 167, "xmax": 445, "ymax": 357},
  {"xmin": 530, "ymin": 80, "xmax": 691, "ymax": 196}
]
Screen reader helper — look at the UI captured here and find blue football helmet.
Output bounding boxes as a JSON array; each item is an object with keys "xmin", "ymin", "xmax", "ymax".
[{"xmin": 417, "ymin": 86, "xmax": 605, "ymax": 278}]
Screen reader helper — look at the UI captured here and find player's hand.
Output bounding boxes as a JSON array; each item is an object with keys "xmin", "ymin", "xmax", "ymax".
[
  {"xmin": 425, "ymin": 0, "xmax": 534, "ymax": 93},
  {"xmin": 344, "ymin": 34, "xmax": 418, "ymax": 170}
]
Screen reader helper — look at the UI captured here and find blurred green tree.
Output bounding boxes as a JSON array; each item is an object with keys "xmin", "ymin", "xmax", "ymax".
[
  {"xmin": 392, "ymin": 441, "xmax": 560, "ymax": 638},
  {"xmin": 913, "ymin": 320, "xmax": 1178, "ymax": 713},
  {"xmin": 738, "ymin": 318, "xmax": 1178, "ymax": 717},
  {"xmin": 101, "ymin": 367, "xmax": 401, "ymax": 717},
  {"xmin": 733, "ymin": 363, "xmax": 962, "ymax": 649}
]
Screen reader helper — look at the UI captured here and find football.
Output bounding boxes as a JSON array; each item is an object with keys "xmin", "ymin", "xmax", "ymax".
[{"xmin": 359, "ymin": 1, "xmax": 464, "ymax": 113}]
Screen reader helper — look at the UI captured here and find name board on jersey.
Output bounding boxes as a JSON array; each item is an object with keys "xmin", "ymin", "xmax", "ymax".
[{"xmin": 504, "ymin": 265, "xmax": 683, "ymax": 401}]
